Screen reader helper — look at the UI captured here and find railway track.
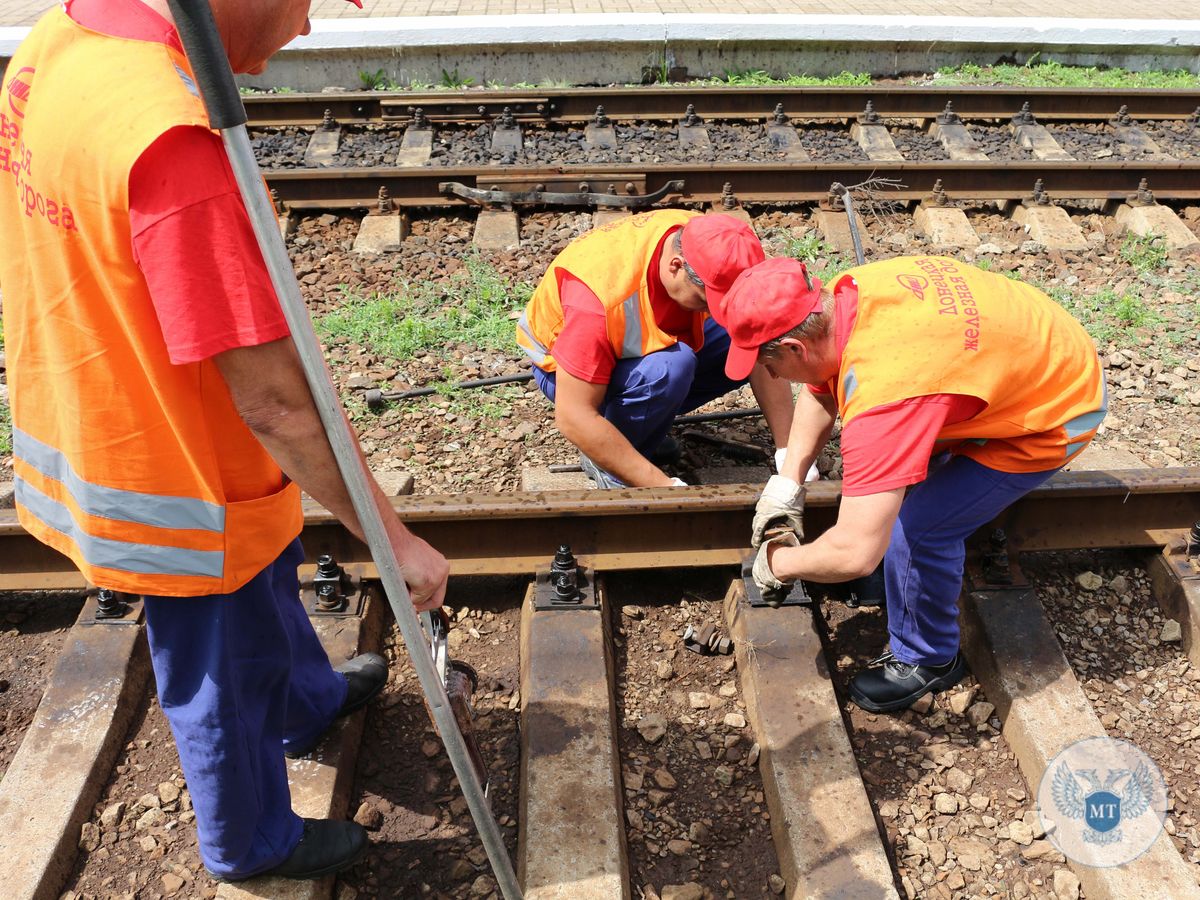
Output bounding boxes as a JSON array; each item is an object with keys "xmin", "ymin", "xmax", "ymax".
[
  {"xmin": 240, "ymin": 85, "xmax": 1200, "ymax": 255},
  {"xmin": 2, "ymin": 468, "xmax": 1200, "ymax": 898}
]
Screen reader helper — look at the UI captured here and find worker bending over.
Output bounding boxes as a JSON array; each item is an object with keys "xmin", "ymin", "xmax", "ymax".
[
  {"xmin": 722, "ymin": 256, "xmax": 1105, "ymax": 712},
  {"xmin": 0, "ymin": 0, "xmax": 444, "ymax": 883},
  {"xmin": 516, "ymin": 210, "xmax": 801, "ymax": 488}
]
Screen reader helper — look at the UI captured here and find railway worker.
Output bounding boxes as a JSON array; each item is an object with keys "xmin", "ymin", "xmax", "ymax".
[
  {"xmin": 516, "ymin": 210, "xmax": 805, "ymax": 488},
  {"xmin": 0, "ymin": 0, "xmax": 443, "ymax": 885},
  {"xmin": 723, "ymin": 256, "xmax": 1106, "ymax": 712}
]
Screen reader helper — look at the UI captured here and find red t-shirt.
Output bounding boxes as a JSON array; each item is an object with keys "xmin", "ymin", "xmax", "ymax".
[
  {"xmin": 551, "ymin": 227, "xmax": 699, "ymax": 385},
  {"xmin": 813, "ymin": 280, "xmax": 985, "ymax": 496},
  {"xmin": 69, "ymin": 0, "xmax": 289, "ymax": 365}
]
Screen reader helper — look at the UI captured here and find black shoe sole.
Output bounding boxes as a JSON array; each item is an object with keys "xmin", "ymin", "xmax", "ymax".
[
  {"xmin": 206, "ymin": 840, "xmax": 366, "ymax": 883},
  {"xmin": 849, "ymin": 656, "xmax": 968, "ymax": 713}
]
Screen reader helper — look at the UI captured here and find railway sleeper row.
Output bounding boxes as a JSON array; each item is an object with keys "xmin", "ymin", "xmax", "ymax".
[
  {"xmin": 294, "ymin": 101, "xmax": 1195, "ymax": 168},
  {"xmin": 287, "ymin": 187, "xmax": 1200, "ymax": 263},
  {"xmin": 2, "ymin": 461, "xmax": 1200, "ymax": 899}
]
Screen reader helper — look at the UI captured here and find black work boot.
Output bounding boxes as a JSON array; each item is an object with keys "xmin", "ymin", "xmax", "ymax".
[
  {"xmin": 849, "ymin": 649, "xmax": 967, "ymax": 713},
  {"xmin": 207, "ymin": 818, "xmax": 367, "ymax": 882},
  {"xmin": 285, "ymin": 652, "xmax": 388, "ymax": 759},
  {"xmin": 650, "ymin": 434, "xmax": 682, "ymax": 466}
]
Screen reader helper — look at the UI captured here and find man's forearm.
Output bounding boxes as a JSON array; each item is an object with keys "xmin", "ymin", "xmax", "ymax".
[
  {"xmin": 559, "ymin": 408, "xmax": 670, "ymax": 486},
  {"xmin": 748, "ymin": 366, "xmax": 794, "ymax": 449},
  {"xmin": 779, "ymin": 391, "xmax": 836, "ymax": 482}
]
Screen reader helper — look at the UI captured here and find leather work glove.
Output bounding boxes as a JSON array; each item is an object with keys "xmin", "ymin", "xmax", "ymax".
[
  {"xmin": 751, "ymin": 474, "xmax": 805, "ymax": 549},
  {"xmin": 752, "ymin": 528, "xmax": 800, "ymax": 604},
  {"xmin": 773, "ymin": 449, "xmax": 820, "ymax": 483}
]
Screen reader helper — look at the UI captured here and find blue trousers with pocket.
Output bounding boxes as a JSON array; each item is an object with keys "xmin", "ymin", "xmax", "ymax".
[
  {"xmin": 142, "ymin": 538, "xmax": 347, "ymax": 879},
  {"xmin": 885, "ymin": 455, "xmax": 1060, "ymax": 666},
  {"xmin": 532, "ymin": 317, "xmax": 748, "ymax": 456}
]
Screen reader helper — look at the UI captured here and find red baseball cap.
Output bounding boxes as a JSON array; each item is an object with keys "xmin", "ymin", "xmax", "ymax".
[
  {"xmin": 722, "ymin": 257, "xmax": 823, "ymax": 380},
  {"xmin": 346, "ymin": 0, "xmax": 363, "ymax": 7},
  {"xmin": 678, "ymin": 214, "xmax": 764, "ymax": 323}
]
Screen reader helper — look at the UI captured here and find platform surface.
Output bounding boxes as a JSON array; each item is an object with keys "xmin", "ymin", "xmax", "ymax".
[{"xmin": 1, "ymin": 0, "xmax": 1197, "ymax": 27}]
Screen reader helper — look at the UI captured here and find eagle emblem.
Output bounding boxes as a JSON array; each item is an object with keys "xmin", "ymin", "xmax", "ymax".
[{"xmin": 1051, "ymin": 761, "xmax": 1158, "ymax": 846}]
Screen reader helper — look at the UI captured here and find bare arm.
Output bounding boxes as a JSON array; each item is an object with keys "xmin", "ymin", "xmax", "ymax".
[
  {"xmin": 748, "ymin": 364, "xmax": 794, "ymax": 450},
  {"xmin": 213, "ymin": 338, "xmax": 449, "ymax": 610},
  {"xmin": 768, "ymin": 487, "xmax": 903, "ymax": 582},
  {"xmin": 777, "ymin": 389, "xmax": 837, "ymax": 483},
  {"xmin": 554, "ymin": 367, "xmax": 673, "ymax": 487}
]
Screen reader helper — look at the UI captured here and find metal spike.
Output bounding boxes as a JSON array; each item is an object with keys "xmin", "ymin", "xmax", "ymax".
[
  {"xmin": 320, "ymin": 108, "xmax": 337, "ymax": 132},
  {"xmin": 377, "ymin": 186, "xmax": 393, "ymax": 214},
  {"xmin": 772, "ymin": 103, "xmax": 788, "ymax": 125},
  {"xmin": 859, "ymin": 100, "xmax": 881, "ymax": 125}
]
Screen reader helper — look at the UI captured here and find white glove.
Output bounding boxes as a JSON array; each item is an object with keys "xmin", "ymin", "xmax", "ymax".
[
  {"xmin": 774, "ymin": 449, "xmax": 820, "ymax": 483},
  {"xmin": 669, "ymin": 477, "xmax": 688, "ymax": 487},
  {"xmin": 751, "ymin": 475, "xmax": 805, "ymax": 549},
  {"xmin": 752, "ymin": 529, "xmax": 800, "ymax": 601}
]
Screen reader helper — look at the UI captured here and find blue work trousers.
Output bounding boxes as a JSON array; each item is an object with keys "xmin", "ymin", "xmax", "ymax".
[
  {"xmin": 533, "ymin": 317, "xmax": 747, "ymax": 455},
  {"xmin": 143, "ymin": 538, "xmax": 348, "ymax": 880},
  {"xmin": 886, "ymin": 455, "xmax": 1059, "ymax": 666}
]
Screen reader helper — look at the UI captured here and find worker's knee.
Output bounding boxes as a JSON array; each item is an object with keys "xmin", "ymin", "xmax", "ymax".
[{"xmin": 633, "ymin": 344, "xmax": 697, "ymax": 401}]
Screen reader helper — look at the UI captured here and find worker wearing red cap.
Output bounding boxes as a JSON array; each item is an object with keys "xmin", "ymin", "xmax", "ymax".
[
  {"xmin": 0, "ymin": 0, "xmax": 430, "ymax": 884},
  {"xmin": 517, "ymin": 210, "xmax": 796, "ymax": 487},
  {"xmin": 721, "ymin": 256, "xmax": 1106, "ymax": 712}
]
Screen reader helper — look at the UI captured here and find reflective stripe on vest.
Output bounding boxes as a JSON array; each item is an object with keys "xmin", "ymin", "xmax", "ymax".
[
  {"xmin": 14, "ymin": 428, "xmax": 225, "ymax": 532},
  {"xmin": 620, "ymin": 293, "xmax": 643, "ymax": 359},
  {"xmin": 516, "ymin": 310, "xmax": 550, "ymax": 365},
  {"xmin": 1065, "ymin": 377, "xmax": 1108, "ymax": 457},
  {"xmin": 14, "ymin": 477, "xmax": 224, "ymax": 578}
]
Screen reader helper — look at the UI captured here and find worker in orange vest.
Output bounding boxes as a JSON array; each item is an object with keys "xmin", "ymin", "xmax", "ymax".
[
  {"xmin": 0, "ymin": 0, "xmax": 440, "ymax": 884},
  {"xmin": 517, "ymin": 210, "xmax": 801, "ymax": 487},
  {"xmin": 721, "ymin": 256, "xmax": 1106, "ymax": 712}
]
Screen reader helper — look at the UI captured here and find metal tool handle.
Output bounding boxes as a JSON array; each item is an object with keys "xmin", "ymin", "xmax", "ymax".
[{"xmin": 163, "ymin": 3, "xmax": 520, "ymax": 896}]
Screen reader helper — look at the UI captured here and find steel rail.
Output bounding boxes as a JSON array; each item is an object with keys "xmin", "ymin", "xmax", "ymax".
[
  {"xmin": 4, "ymin": 468, "xmax": 1198, "ymax": 588},
  {"xmin": 243, "ymin": 86, "xmax": 1200, "ymax": 127},
  {"xmin": 264, "ymin": 159, "xmax": 1200, "ymax": 209}
]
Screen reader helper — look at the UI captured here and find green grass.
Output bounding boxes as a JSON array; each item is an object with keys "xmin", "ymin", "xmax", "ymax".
[
  {"xmin": 358, "ymin": 68, "xmax": 401, "ymax": 91},
  {"xmin": 692, "ymin": 69, "xmax": 873, "ymax": 87},
  {"xmin": 1119, "ymin": 233, "xmax": 1169, "ymax": 274},
  {"xmin": 929, "ymin": 59, "xmax": 1200, "ymax": 89},
  {"xmin": 773, "ymin": 230, "xmax": 856, "ymax": 284},
  {"xmin": 316, "ymin": 254, "xmax": 532, "ymax": 363},
  {"xmin": 440, "ymin": 68, "xmax": 474, "ymax": 89},
  {"xmin": 1048, "ymin": 283, "xmax": 1164, "ymax": 346}
]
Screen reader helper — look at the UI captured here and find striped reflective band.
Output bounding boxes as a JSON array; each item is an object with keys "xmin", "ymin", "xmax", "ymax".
[
  {"xmin": 13, "ymin": 428, "xmax": 225, "ymax": 532},
  {"xmin": 1065, "ymin": 376, "xmax": 1109, "ymax": 458},
  {"xmin": 620, "ymin": 293, "xmax": 642, "ymax": 359},
  {"xmin": 516, "ymin": 310, "xmax": 549, "ymax": 365},
  {"xmin": 842, "ymin": 365, "xmax": 859, "ymax": 405},
  {"xmin": 14, "ymin": 477, "xmax": 224, "ymax": 578}
]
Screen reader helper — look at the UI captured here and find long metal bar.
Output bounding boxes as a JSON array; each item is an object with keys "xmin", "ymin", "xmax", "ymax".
[
  {"xmin": 163, "ymin": 2, "xmax": 520, "ymax": 895},
  {"xmin": 264, "ymin": 160, "xmax": 1200, "ymax": 209},
  {"xmin": 242, "ymin": 86, "xmax": 1200, "ymax": 127},
  {"xmin": 5, "ymin": 469, "xmax": 1199, "ymax": 585}
]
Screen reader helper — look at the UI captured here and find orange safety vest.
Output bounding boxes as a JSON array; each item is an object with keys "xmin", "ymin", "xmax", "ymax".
[
  {"xmin": 833, "ymin": 256, "xmax": 1106, "ymax": 472},
  {"xmin": 516, "ymin": 209, "xmax": 705, "ymax": 372},
  {"xmin": 0, "ymin": 10, "xmax": 301, "ymax": 596}
]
